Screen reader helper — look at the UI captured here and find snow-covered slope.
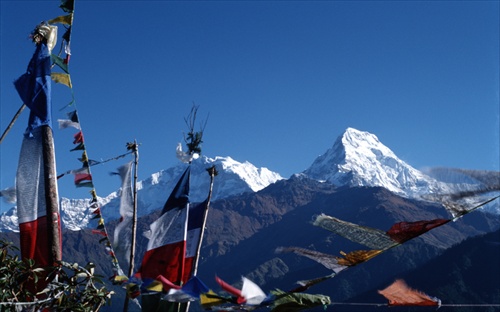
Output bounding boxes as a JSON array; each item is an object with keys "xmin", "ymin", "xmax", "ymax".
[
  {"xmin": 0, "ymin": 155, "xmax": 283, "ymax": 232},
  {"xmin": 303, "ymin": 127, "xmax": 472, "ymax": 198}
]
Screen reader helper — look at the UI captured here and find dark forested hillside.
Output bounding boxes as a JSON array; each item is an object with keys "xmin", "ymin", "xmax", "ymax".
[
  {"xmin": 1, "ymin": 175, "xmax": 498, "ymax": 312},
  {"xmin": 348, "ymin": 229, "xmax": 500, "ymax": 312}
]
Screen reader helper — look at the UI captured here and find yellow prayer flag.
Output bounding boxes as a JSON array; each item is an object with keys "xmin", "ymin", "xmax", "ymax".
[
  {"xmin": 81, "ymin": 151, "xmax": 89, "ymax": 162},
  {"xmin": 200, "ymin": 290, "xmax": 226, "ymax": 307},
  {"xmin": 113, "ymin": 275, "xmax": 129, "ymax": 283},
  {"xmin": 51, "ymin": 73, "xmax": 72, "ymax": 88},
  {"xmin": 336, "ymin": 249, "xmax": 383, "ymax": 266},
  {"xmin": 146, "ymin": 280, "xmax": 164, "ymax": 292},
  {"xmin": 48, "ymin": 13, "xmax": 74, "ymax": 25}
]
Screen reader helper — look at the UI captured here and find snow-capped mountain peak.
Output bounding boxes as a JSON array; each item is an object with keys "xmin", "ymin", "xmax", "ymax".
[
  {"xmin": 0, "ymin": 155, "xmax": 283, "ymax": 232},
  {"xmin": 303, "ymin": 127, "xmax": 441, "ymax": 196}
]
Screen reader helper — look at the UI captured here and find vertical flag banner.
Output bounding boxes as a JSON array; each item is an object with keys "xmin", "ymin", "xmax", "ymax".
[
  {"xmin": 14, "ymin": 38, "xmax": 62, "ymax": 268},
  {"xmin": 113, "ymin": 161, "xmax": 134, "ymax": 269},
  {"xmin": 138, "ymin": 166, "xmax": 191, "ymax": 285}
]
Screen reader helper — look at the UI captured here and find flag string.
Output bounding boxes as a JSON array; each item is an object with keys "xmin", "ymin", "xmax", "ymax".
[
  {"xmin": 56, "ymin": 150, "xmax": 133, "ymax": 179},
  {"xmin": 48, "ymin": 0, "xmax": 128, "ymax": 283},
  {"xmin": 281, "ymin": 194, "xmax": 500, "ymax": 293},
  {"xmin": 328, "ymin": 302, "xmax": 500, "ymax": 307}
]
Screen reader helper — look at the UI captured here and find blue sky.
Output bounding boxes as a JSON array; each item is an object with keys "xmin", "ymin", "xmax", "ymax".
[{"xmin": 1, "ymin": 0, "xmax": 499, "ymax": 212}]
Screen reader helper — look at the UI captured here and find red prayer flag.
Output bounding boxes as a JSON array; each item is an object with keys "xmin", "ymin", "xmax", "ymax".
[{"xmin": 386, "ymin": 219, "xmax": 449, "ymax": 243}]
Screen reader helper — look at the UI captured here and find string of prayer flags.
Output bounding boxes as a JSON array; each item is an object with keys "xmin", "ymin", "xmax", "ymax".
[
  {"xmin": 313, "ymin": 214, "xmax": 451, "ymax": 248},
  {"xmin": 49, "ymin": 0, "xmax": 127, "ymax": 282},
  {"xmin": 423, "ymin": 190, "xmax": 500, "ymax": 219},
  {"xmin": 49, "ymin": 0, "xmax": 73, "ymax": 66},
  {"xmin": 419, "ymin": 168, "xmax": 500, "ymax": 219},
  {"xmin": 88, "ymin": 186, "xmax": 127, "ymax": 284},
  {"xmin": 280, "ymin": 194, "xmax": 499, "ymax": 294}
]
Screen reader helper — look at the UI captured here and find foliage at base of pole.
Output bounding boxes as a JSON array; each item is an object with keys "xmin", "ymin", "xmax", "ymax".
[{"xmin": 0, "ymin": 240, "xmax": 114, "ymax": 311}]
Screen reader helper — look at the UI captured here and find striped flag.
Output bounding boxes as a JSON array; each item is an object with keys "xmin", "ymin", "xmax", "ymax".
[
  {"xmin": 138, "ymin": 166, "xmax": 191, "ymax": 286},
  {"xmin": 183, "ymin": 199, "xmax": 208, "ymax": 282}
]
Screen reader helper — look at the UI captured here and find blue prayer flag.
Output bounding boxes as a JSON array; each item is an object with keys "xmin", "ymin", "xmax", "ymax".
[{"xmin": 14, "ymin": 42, "xmax": 52, "ymax": 134}]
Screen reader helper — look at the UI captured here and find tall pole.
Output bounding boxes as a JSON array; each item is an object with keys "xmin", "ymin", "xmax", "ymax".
[
  {"xmin": 185, "ymin": 166, "xmax": 216, "ymax": 312},
  {"xmin": 128, "ymin": 140, "xmax": 139, "ymax": 276},
  {"xmin": 192, "ymin": 165, "xmax": 217, "ymax": 276},
  {"xmin": 41, "ymin": 125, "xmax": 62, "ymax": 265},
  {"xmin": 123, "ymin": 140, "xmax": 139, "ymax": 312}
]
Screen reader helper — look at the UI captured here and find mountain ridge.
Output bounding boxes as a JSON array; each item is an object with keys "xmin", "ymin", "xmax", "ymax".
[{"xmin": 1, "ymin": 127, "xmax": 497, "ymax": 232}]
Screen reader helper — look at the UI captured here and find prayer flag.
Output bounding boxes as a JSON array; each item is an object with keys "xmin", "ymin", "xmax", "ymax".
[
  {"xmin": 276, "ymin": 246, "xmax": 347, "ymax": 273},
  {"xmin": 0, "ymin": 186, "xmax": 17, "ymax": 203},
  {"xmin": 313, "ymin": 214, "xmax": 396, "ymax": 250},
  {"xmin": 336, "ymin": 249, "xmax": 383, "ymax": 266},
  {"xmin": 138, "ymin": 166, "xmax": 190, "ymax": 285},
  {"xmin": 73, "ymin": 131, "xmax": 83, "ymax": 144},
  {"xmin": 51, "ymin": 72, "xmax": 72, "ymax": 88},
  {"xmin": 14, "ymin": 42, "xmax": 52, "ymax": 134},
  {"xmin": 270, "ymin": 289, "xmax": 331, "ymax": 312},
  {"xmin": 214, "ymin": 276, "xmax": 267, "ymax": 305},
  {"xmin": 378, "ymin": 279, "xmax": 441, "ymax": 306},
  {"xmin": 386, "ymin": 219, "xmax": 449, "ymax": 243},
  {"xmin": 112, "ymin": 162, "xmax": 134, "ymax": 269},
  {"xmin": 48, "ymin": 14, "xmax": 73, "ymax": 25}
]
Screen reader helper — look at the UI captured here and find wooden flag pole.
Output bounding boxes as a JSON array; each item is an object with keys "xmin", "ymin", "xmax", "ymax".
[{"xmin": 41, "ymin": 125, "xmax": 62, "ymax": 265}]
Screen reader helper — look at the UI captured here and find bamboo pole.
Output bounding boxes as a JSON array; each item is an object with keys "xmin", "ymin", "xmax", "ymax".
[
  {"xmin": 192, "ymin": 165, "xmax": 216, "ymax": 277},
  {"xmin": 129, "ymin": 140, "xmax": 139, "ymax": 276},
  {"xmin": 123, "ymin": 140, "xmax": 139, "ymax": 312},
  {"xmin": 186, "ymin": 166, "xmax": 216, "ymax": 312}
]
